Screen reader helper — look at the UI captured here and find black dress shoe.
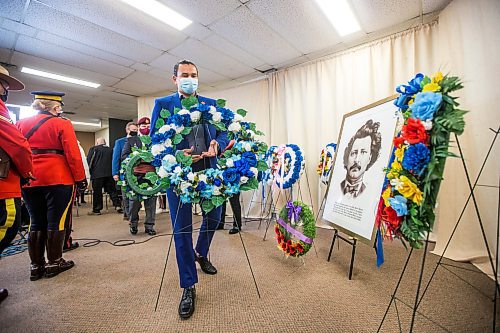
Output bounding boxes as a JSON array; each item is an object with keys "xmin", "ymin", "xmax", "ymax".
[
  {"xmin": 228, "ymin": 227, "xmax": 240, "ymax": 234},
  {"xmin": 0, "ymin": 289, "xmax": 8, "ymax": 304},
  {"xmin": 145, "ymin": 228, "xmax": 156, "ymax": 236},
  {"xmin": 63, "ymin": 241, "xmax": 79, "ymax": 253},
  {"xmin": 130, "ymin": 226, "xmax": 138, "ymax": 235},
  {"xmin": 178, "ymin": 286, "xmax": 196, "ymax": 319},
  {"xmin": 195, "ymin": 255, "xmax": 217, "ymax": 275}
]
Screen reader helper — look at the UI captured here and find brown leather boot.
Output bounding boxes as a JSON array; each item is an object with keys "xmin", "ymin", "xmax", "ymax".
[
  {"xmin": 45, "ymin": 230, "xmax": 74, "ymax": 278},
  {"xmin": 28, "ymin": 230, "xmax": 46, "ymax": 281}
]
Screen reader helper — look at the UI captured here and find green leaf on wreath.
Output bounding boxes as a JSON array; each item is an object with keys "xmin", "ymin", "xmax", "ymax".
[
  {"xmin": 180, "ymin": 127, "xmax": 192, "ymax": 135},
  {"xmin": 160, "ymin": 177, "xmax": 170, "ymax": 189},
  {"xmin": 139, "ymin": 183, "xmax": 149, "ymax": 189},
  {"xmin": 173, "ymin": 134, "xmax": 183, "ymax": 145},
  {"xmin": 211, "ymin": 121, "xmax": 227, "ymax": 132},
  {"xmin": 201, "ymin": 200, "xmax": 215, "ymax": 213},
  {"xmin": 240, "ymin": 178, "xmax": 259, "ymax": 191},
  {"xmin": 211, "ymin": 196, "xmax": 226, "ymax": 207},
  {"xmin": 227, "ymin": 132, "xmax": 234, "ymax": 140},
  {"xmin": 223, "ymin": 150, "xmax": 233, "ymax": 158},
  {"xmin": 217, "ymin": 158, "xmax": 227, "ymax": 167},
  {"xmin": 174, "ymin": 107, "xmax": 181, "ymax": 114},
  {"xmin": 216, "ymin": 99, "xmax": 226, "ymax": 108},
  {"xmin": 175, "ymin": 151, "xmax": 193, "ymax": 166},
  {"xmin": 155, "ymin": 118, "xmax": 165, "ymax": 129},
  {"xmin": 181, "ymin": 96, "xmax": 198, "ymax": 109},
  {"xmin": 257, "ymin": 160, "xmax": 268, "ymax": 172},
  {"xmin": 140, "ymin": 135, "xmax": 152, "ymax": 146},
  {"xmin": 236, "ymin": 109, "xmax": 247, "ymax": 117},
  {"xmin": 145, "ymin": 172, "xmax": 158, "ymax": 184},
  {"xmin": 160, "ymin": 109, "xmax": 171, "ymax": 119}
]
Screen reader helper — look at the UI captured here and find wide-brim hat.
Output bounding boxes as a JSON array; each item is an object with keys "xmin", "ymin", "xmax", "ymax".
[
  {"xmin": 0, "ymin": 65, "xmax": 25, "ymax": 91},
  {"xmin": 31, "ymin": 91, "xmax": 65, "ymax": 106}
]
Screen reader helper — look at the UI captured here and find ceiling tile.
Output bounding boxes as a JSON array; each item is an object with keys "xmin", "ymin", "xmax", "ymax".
[
  {"xmin": 209, "ymin": 6, "xmax": 302, "ymax": 66},
  {"xmin": 1, "ymin": 18, "xmax": 37, "ymax": 37},
  {"xmin": 247, "ymin": 0, "xmax": 343, "ymax": 54},
  {"xmin": 203, "ymin": 34, "xmax": 268, "ymax": 68},
  {"xmin": 423, "ymin": 0, "xmax": 453, "ymax": 13},
  {"xmin": 148, "ymin": 52, "xmax": 181, "ymax": 72},
  {"xmin": 38, "ymin": 0, "xmax": 187, "ymax": 51},
  {"xmin": 24, "ymin": 1, "xmax": 164, "ymax": 63},
  {"xmin": 15, "ymin": 35, "xmax": 134, "ymax": 79},
  {"xmin": 0, "ymin": 28, "xmax": 16, "ymax": 49},
  {"xmin": 0, "ymin": 0, "xmax": 25, "ymax": 21},
  {"xmin": 112, "ymin": 79, "xmax": 162, "ymax": 95},
  {"xmin": 159, "ymin": 0, "xmax": 242, "ymax": 26},
  {"xmin": 124, "ymin": 71, "xmax": 171, "ymax": 90},
  {"xmin": 169, "ymin": 38, "xmax": 255, "ymax": 78},
  {"xmin": 36, "ymin": 31, "xmax": 135, "ymax": 67}
]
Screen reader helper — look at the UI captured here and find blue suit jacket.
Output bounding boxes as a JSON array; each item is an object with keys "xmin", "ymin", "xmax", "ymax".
[
  {"xmin": 150, "ymin": 93, "xmax": 228, "ymax": 169},
  {"xmin": 112, "ymin": 136, "xmax": 127, "ymax": 176}
]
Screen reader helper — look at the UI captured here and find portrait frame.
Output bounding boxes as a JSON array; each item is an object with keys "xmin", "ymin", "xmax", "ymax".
[{"xmin": 322, "ymin": 95, "xmax": 399, "ymax": 245}]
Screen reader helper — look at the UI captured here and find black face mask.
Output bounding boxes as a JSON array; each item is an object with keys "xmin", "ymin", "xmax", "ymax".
[
  {"xmin": 0, "ymin": 87, "xmax": 7, "ymax": 103},
  {"xmin": 129, "ymin": 131, "xmax": 138, "ymax": 136}
]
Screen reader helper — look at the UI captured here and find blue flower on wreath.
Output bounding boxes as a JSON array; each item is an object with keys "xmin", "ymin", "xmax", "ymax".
[
  {"xmin": 224, "ymin": 184, "xmax": 240, "ymax": 196},
  {"xmin": 200, "ymin": 184, "xmax": 214, "ymax": 199},
  {"xmin": 222, "ymin": 168, "xmax": 241, "ymax": 185},
  {"xmin": 388, "ymin": 195, "xmax": 408, "ymax": 216},
  {"xmin": 394, "ymin": 73, "xmax": 424, "ymax": 109},
  {"xmin": 220, "ymin": 108, "xmax": 234, "ymax": 122},
  {"xmin": 409, "ymin": 92, "xmax": 443, "ymax": 121},
  {"xmin": 241, "ymin": 151, "xmax": 258, "ymax": 167},
  {"xmin": 213, "ymin": 178, "xmax": 222, "ymax": 187},
  {"xmin": 234, "ymin": 159, "xmax": 253, "ymax": 178},
  {"xmin": 402, "ymin": 143, "xmax": 430, "ymax": 176},
  {"xmin": 180, "ymin": 193, "xmax": 192, "ymax": 203}
]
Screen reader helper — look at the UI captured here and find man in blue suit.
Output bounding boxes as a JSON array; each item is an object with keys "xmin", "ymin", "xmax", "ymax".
[
  {"xmin": 112, "ymin": 121, "xmax": 138, "ymax": 220},
  {"xmin": 150, "ymin": 60, "xmax": 228, "ymax": 319}
]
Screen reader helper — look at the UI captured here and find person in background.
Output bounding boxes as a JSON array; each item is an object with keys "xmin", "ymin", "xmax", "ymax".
[
  {"xmin": 149, "ymin": 60, "xmax": 228, "ymax": 319},
  {"xmin": 121, "ymin": 117, "xmax": 157, "ymax": 236},
  {"xmin": 220, "ymin": 193, "xmax": 242, "ymax": 234},
  {"xmin": 17, "ymin": 91, "xmax": 86, "ymax": 280},
  {"xmin": 76, "ymin": 140, "xmax": 90, "ymax": 204},
  {"xmin": 87, "ymin": 138, "xmax": 122, "ymax": 215},
  {"xmin": 113, "ymin": 122, "xmax": 137, "ymax": 221},
  {"xmin": 0, "ymin": 65, "xmax": 33, "ymax": 302},
  {"xmin": 156, "ymin": 194, "xmax": 169, "ymax": 215}
]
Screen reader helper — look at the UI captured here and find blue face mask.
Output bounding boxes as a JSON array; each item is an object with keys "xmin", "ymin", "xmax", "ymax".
[{"xmin": 179, "ymin": 77, "xmax": 198, "ymax": 95}]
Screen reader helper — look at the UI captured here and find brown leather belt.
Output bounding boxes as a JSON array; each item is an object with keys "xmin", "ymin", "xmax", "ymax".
[{"xmin": 32, "ymin": 148, "xmax": 64, "ymax": 155}]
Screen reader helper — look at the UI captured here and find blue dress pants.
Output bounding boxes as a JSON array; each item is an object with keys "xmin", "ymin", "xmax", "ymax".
[{"xmin": 166, "ymin": 188, "xmax": 222, "ymax": 288}]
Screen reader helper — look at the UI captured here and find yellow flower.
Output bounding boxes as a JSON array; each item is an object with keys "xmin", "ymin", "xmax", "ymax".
[
  {"xmin": 397, "ymin": 176, "xmax": 423, "ymax": 205},
  {"xmin": 382, "ymin": 187, "xmax": 392, "ymax": 206},
  {"xmin": 408, "ymin": 99, "xmax": 414, "ymax": 106},
  {"xmin": 422, "ymin": 82, "xmax": 441, "ymax": 92},
  {"xmin": 395, "ymin": 146, "xmax": 405, "ymax": 162},
  {"xmin": 432, "ymin": 71, "xmax": 443, "ymax": 83}
]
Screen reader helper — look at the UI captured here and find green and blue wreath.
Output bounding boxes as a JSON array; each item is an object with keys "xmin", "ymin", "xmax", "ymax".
[{"xmin": 149, "ymin": 96, "xmax": 269, "ymax": 212}]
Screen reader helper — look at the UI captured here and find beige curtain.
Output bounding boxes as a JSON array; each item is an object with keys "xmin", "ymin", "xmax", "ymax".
[{"xmin": 432, "ymin": 0, "xmax": 500, "ymax": 279}]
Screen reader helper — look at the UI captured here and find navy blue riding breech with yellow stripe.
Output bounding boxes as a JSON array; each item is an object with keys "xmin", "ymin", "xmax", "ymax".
[
  {"xmin": 0, "ymin": 198, "xmax": 21, "ymax": 253},
  {"xmin": 22, "ymin": 185, "xmax": 75, "ymax": 232}
]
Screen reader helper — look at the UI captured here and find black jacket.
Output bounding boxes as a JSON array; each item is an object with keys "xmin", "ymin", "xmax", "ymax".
[
  {"xmin": 121, "ymin": 136, "xmax": 142, "ymax": 161},
  {"xmin": 87, "ymin": 144, "xmax": 113, "ymax": 179}
]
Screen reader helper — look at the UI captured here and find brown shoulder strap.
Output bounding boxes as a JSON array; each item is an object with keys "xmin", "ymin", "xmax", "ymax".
[{"xmin": 25, "ymin": 116, "xmax": 54, "ymax": 140}]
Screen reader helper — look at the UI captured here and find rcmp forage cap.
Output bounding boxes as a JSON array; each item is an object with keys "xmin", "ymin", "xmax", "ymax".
[
  {"xmin": 0, "ymin": 65, "xmax": 25, "ymax": 91},
  {"xmin": 31, "ymin": 91, "xmax": 65, "ymax": 106}
]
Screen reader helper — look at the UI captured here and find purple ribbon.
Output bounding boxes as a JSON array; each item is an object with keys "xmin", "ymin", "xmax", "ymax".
[
  {"xmin": 277, "ymin": 218, "xmax": 313, "ymax": 245},
  {"xmin": 286, "ymin": 201, "xmax": 302, "ymax": 222}
]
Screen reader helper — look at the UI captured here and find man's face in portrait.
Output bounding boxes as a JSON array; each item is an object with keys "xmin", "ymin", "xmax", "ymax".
[{"xmin": 346, "ymin": 136, "xmax": 372, "ymax": 183}]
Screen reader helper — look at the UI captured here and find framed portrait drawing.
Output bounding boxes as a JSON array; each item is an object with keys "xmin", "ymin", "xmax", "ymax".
[{"xmin": 322, "ymin": 96, "xmax": 399, "ymax": 244}]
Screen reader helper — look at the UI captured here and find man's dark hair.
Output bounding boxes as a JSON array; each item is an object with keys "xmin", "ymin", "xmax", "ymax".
[
  {"xmin": 343, "ymin": 119, "xmax": 382, "ymax": 171},
  {"xmin": 173, "ymin": 60, "xmax": 198, "ymax": 76}
]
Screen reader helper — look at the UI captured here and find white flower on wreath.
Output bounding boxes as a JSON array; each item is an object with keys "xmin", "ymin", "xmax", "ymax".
[
  {"xmin": 250, "ymin": 167, "xmax": 258, "ymax": 176},
  {"xmin": 132, "ymin": 151, "xmax": 140, "ymax": 156},
  {"xmin": 209, "ymin": 105, "xmax": 217, "ymax": 113},
  {"xmin": 391, "ymin": 178, "xmax": 403, "ymax": 189},
  {"xmin": 211, "ymin": 111, "xmax": 222, "ymax": 123},
  {"xmin": 213, "ymin": 186, "xmax": 221, "ymax": 195},
  {"xmin": 226, "ymin": 159, "xmax": 234, "ymax": 167},
  {"xmin": 187, "ymin": 172, "xmax": 195, "ymax": 181},
  {"xmin": 233, "ymin": 114, "xmax": 243, "ymax": 122},
  {"xmin": 246, "ymin": 130, "xmax": 255, "ymax": 138},
  {"xmin": 174, "ymin": 166, "xmax": 182, "ymax": 174},
  {"xmin": 422, "ymin": 119, "xmax": 433, "ymax": 131},
  {"xmin": 180, "ymin": 181, "xmax": 190, "ymax": 192},
  {"xmin": 228, "ymin": 122, "xmax": 241, "ymax": 132},
  {"xmin": 198, "ymin": 174, "xmax": 207, "ymax": 183},
  {"xmin": 244, "ymin": 142, "xmax": 252, "ymax": 152},
  {"xmin": 240, "ymin": 176, "xmax": 249, "ymax": 184},
  {"xmin": 190, "ymin": 111, "xmax": 201, "ymax": 122},
  {"xmin": 158, "ymin": 124, "xmax": 172, "ymax": 134},
  {"xmin": 175, "ymin": 125, "xmax": 185, "ymax": 134},
  {"xmin": 177, "ymin": 109, "xmax": 189, "ymax": 116},
  {"xmin": 151, "ymin": 143, "xmax": 165, "ymax": 156},
  {"xmin": 158, "ymin": 167, "xmax": 168, "ymax": 178}
]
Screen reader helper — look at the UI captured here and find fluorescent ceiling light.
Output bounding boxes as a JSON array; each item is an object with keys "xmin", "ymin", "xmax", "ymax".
[
  {"xmin": 119, "ymin": 0, "xmax": 192, "ymax": 31},
  {"xmin": 315, "ymin": 0, "xmax": 361, "ymax": 36},
  {"xmin": 21, "ymin": 67, "xmax": 100, "ymax": 88},
  {"xmin": 71, "ymin": 120, "xmax": 102, "ymax": 127}
]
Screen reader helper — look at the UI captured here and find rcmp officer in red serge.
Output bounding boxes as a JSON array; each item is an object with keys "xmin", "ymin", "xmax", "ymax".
[
  {"xmin": 0, "ymin": 65, "xmax": 33, "ymax": 303},
  {"xmin": 17, "ymin": 91, "xmax": 87, "ymax": 280}
]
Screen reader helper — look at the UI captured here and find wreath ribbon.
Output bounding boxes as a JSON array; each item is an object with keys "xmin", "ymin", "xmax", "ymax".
[
  {"xmin": 286, "ymin": 201, "xmax": 302, "ymax": 223},
  {"xmin": 277, "ymin": 218, "xmax": 313, "ymax": 244}
]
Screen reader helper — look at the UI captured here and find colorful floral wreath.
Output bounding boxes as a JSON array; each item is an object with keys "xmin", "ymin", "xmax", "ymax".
[
  {"xmin": 317, "ymin": 143, "xmax": 337, "ymax": 185},
  {"xmin": 119, "ymin": 136, "xmax": 166, "ymax": 200},
  {"xmin": 263, "ymin": 144, "xmax": 305, "ymax": 189},
  {"xmin": 149, "ymin": 96, "xmax": 269, "ymax": 212},
  {"xmin": 376, "ymin": 72, "xmax": 466, "ymax": 249},
  {"xmin": 275, "ymin": 201, "xmax": 316, "ymax": 257}
]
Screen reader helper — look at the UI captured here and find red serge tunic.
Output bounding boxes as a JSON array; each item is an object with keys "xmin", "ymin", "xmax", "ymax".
[
  {"xmin": 16, "ymin": 111, "xmax": 85, "ymax": 187},
  {"xmin": 0, "ymin": 100, "xmax": 33, "ymax": 199}
]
